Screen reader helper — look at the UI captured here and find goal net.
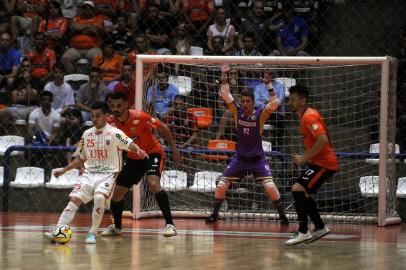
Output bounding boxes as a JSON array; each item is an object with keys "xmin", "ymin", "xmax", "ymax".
[{"xmin": 133, "ymin": 55, "xmax": 400, "ymax": 226}]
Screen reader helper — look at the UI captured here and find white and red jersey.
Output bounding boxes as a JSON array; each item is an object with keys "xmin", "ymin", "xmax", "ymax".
[{"xmin": 75, "ymin": 123, "xmax": 133, "ymax": 173}]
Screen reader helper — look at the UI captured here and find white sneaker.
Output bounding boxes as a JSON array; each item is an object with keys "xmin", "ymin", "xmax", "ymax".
[
  {"xmin": 101, "ymin": 224, "xmax": 122, "ymax": 236},
  {"xmin": 306, "ymin": 227, "xmax": 330, "ymax": 244},
  {"xmin": 85, "ymin": 233, "xmax": 97, "ymax": 244},
  {"xmin": 44, "ymin": 231, "xmax": 56, "ymax": 243},
  {"xmin": 163, "ymin": 224, "xmax": 177, "ymax": 237},
  {"xmin": 284, "ymin": 231, "xmax": 312, "ymax": 246}
]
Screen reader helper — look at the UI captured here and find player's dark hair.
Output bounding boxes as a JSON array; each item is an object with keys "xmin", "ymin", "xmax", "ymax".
[
  {"xmin": 241, "ymin": 89, "xmax": 255, "ymax": 101},
  {"xmin": 107, "ymin": 92, "xmax": 128, "ymax": 101},
  {"xmin": 289, "ymin": 85, "xmax": 309, "ymax": 100},
  {"xmin": 41, "ymin": 90, "xmax": 53, "ymax": 99},
  {"xmin": 91, "ymin": 101, "xmax": 110, "ymax": 113}
]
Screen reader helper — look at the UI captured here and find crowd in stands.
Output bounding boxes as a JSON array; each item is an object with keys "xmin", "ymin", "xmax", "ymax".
[{"xmin": 0, "ymin": 0, "xmax": 404, "ymax": 164}]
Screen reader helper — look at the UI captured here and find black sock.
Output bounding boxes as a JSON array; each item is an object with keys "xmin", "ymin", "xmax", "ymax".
[
  {"xmin": 212, "ymin": 198, "xmax": 224, "ymax": 217},
  {"xmin": 272, "ymin": 198, "xmax": 286, "ymax": 218},
  {"xmin": 110, "ymin": 200, "xmax": 124, "ymax": 230},
  {"xmin": 292, "ymin": 191, "xmax": 309, "ymax": 233},
  {"xmin": 307, "ymin": 196, "xmax": 324, "ymax": 230},
  {"xmin": 155, "ymin": 190, "xmax": 174, "ymax": 225}
]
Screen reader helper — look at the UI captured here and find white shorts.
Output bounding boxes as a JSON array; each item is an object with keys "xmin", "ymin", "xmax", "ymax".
[{"xmin": 69, "ymin": 172, "xmax": 117, "ymax": 204}]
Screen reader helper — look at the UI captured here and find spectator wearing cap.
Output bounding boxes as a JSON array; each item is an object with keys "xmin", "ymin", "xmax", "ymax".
[{"xmin": 61, "ymin": 1, "xmax": 107, "ymax": 74}]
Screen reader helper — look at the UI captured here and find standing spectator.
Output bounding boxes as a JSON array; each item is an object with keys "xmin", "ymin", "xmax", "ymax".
[
  {"xmin": 270, "ymin": 2, "xmax": 310, "ymax": 56},
  {"xmin": 61, "ymin": 1, "xmax": 105, "ymax": 74},
  {"xmin": 3, "ymin": 58, "xmax": 42, "ymax": 120},
  {"xmin": 43, "ymin": 64, "xmax": 75, "ymax": 114},
  {"xmin": 76, "ymin": 67, "xmax": 109, "ymax": 121},
  {"xmin": 113, "ymin": 61, "xmax": 136, "ymax": 108},
  {"xmin": 25, "ymin": 32, "xmax": 57, "ymax": 83},
  {"xmin": 37, "ymin": 1, "xmax": 68, "ymax": 58},
  {"xmin": 92, "ymin": 38, "xmax": 124, "ymax": 86},
  {"xmin": 147, "ymin": 68, "xmax": 179, "ymax": 120},
  {"xmin": 0, "ymin": 32, "xmax": 21, "ymax": 89},
  {"xmin": 10, "ymin": 0, "xmax": 47, "ymax": 40},
  {"xmin": 28, "ymin": 91, "xmax": 61, "ymax": 145},
  {"xmin": 207, "ymin": 6, "xmax": 236, "ymax": 53},
  {"xmin": 232, "ymin": 32, "xmax": 262, "ymax": 56}
]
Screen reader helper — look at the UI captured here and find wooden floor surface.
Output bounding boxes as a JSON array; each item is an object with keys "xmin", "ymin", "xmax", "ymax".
[{"xmin": 1, "ymin": 213, "xmax": 406, "ymax": 270}]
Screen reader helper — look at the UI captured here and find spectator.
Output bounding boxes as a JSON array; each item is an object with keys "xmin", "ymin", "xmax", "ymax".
[
  {"xmin": 181, "ymin": 0, "xmax": 214, "ymax": 38},
  {"xmin": 10, "ymin": 0, "xmax": 46, "ymax": 40},
  {"xmin": 61, "ymin": 1, "xmax": 105, "ymax": 74},
  {"xmin": 254, "ymin": 70, "xmax": 286, "ymax": 149},
  {"xmin": 147, "ymin": 68, "xmax": 179, "ymax": 120},
  {"xmin": 232, "ymin": 32, "xmax": 262, "ymax": 56},
  {"xmin": 140, "ymin": 0, "xmax": 182, "ymax": 18},
  {"xmin": 0, "ymin": 32, "xmax": 21, "ymax": 89},
  {"xmin": 25, "ymin": 32, "xmax": 57, "ymax": 83},
  {"xmin": 166, "ymin": 95, "xmax": 198, "ymax": 149},
  {"xmin": 92, "ymin": 38, "xmax": 124, "ymax": 86},
  {"xmin": 127, "ymin": 34, "xmax": 157, "ymax": 83},
  {"xmin": 110, "ymin": 12, "xmax": 134, "ymax": 55},
  {"xmin": 59, "ymin": 108, "xmax": 85, "ymax": 163},
  {"xmin": 59, "ymin": 0, "xmax": 79, "ymax": 19},
  {"xmin": 270, "ymin": 2, "xmax": 310, "ymax": 56},
  {"xmin": 76, "ymin": 67, "xmax": 109, "ymax": 121},
  {"xmin": 93, "ymin": 0, "xmax": 119, "ymax": 20},
  {"xmin": 37, "ymin": 1, "xmax": 68, "ymax": 58},
  {"xmin": 0, "ymin": 0, "xmax": 14, "ymax": 34},
  {"xmin": 28, "ymin": 91, "xmax": 61, "ymax": 145},
  {"xmin": 43, "ymin": 64, "xmax": 75, "ymax": 114},
  {"xmin": 206, "ymin": 35, "xmax": 228, "ymax": 55},
  {"xmin": 3, "ymin": 57, "xmax": 42, "ymax": 120},
  {"xmin": 113, "ymin": 61, "xmax": 136, "ymax": 108},
  {"xmin": 172, "ymin": 22, "xmax": 193, "ymax": 55},
  {"xmin": 137, "ymin": 3, "xmax": 173, "ymax": 50},
  {"xmin": 207, "ymin": 6, "xmax": 236, "ymax": 53}
]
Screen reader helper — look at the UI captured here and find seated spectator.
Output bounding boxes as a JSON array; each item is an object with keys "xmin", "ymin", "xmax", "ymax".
[
  {"xmin": 0, "ymin": 32, "xmax": 21, "ymax": 89},
  {"xmin": 270, "ymin": 2, "xmax": 310, "ymax": 56},
  {"xmin": 232, "ymin": 31, "xmax": 262, "ymax": 56},
  {"xmin": 58, "ymin": 108, "xmax": 84, "ymax": 163},
  {"xmin": 147, "ymin": 67, "xmax": 179, "ymax": 120},
  {"xmin": 171, "ymin": 22, "xmax": 193, "ymax": 55},
  {"xmin": 113, "ymin": 61, "xmax": 136, "ymax": 108},
  {"xmin": 139, "ymin": 0, "xmax": 182, "ymax": 18},
  {"xmin": 110, "ymin": 12, "xmax": 134, "ymax": 55},
  {"xmin": 181, "ymin": 0, "xmax": 214, "ymax": 38},
  {"xmin": 0, "ymin": 1, "xmax": 14, "ymax": 34},
  {"xmin": 166, "ymin": 95, "xmax": 198, "ymax": 149},
  {"xmin": 92, "ymin": 38, "xmax": 124, "ymax": 86},
  {"xmin": 25, "ymin": 32, "xmax": 57, "ymax": 83},
  {"xmin": 206, "ymin": 35, "xmax": 228, "ymax": 55},
  {"xmin": 10, "ymin": 0, "xmax": 46, "ymax": 40},
  {"xmin": 43, "ymin": 64, "xmax": 75, "ymax": 114},
  {"xmin": 61, "ymin": 1, "xmax": 106, "ymax": 74},
  {"xmin": 254, "ymin": 70, "xmax": 286, "ymax": 149},
  {"xmin": 76, "ymin": 67, "xmax": 109, "ymax": 120},
  {"xmin": 37, "ymin": 1, "xmax": 68, "ymax": 58},
  {"xmin": 2, "ymin": 58, "xmax": 42, "ymax": 120},
  {"xmin": 207, "ymin": 6, "xmax": 236, "ymax": 53},
  {"xmin": 28, "ymin": 91, "xmax": 61, "ymax": 145},
  {"xmin": 93, "ymin": 0, "xmax": 119, "ymax": 20},
  {"xmin": 137, "ymin": 3, "xmax": 173, "ymax": 50},
  {"xmin": 127, "ymin": 35, "xmax": 157, "ymax": 82},
  {"xmin": 59, "ymin": 0, "xmax": 79, "ymax": 19}
]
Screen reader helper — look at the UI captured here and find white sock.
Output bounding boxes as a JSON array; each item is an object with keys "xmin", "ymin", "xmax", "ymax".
[
  {"xmin": 57, "ymin": 201, "xmax": 79, "ymax": 225},
  {"xmin": 90, "ymin": 194, "xmax": 106, "ymax": 235}
]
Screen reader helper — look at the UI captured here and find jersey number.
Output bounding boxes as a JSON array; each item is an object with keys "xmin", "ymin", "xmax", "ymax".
[
  {"xmin": 243, "ymin": 128, "xmax": 250, "ymax": 135},
  {"xmin": 87, "ymin": 139, "xmax": 95, "ymax": 147}
]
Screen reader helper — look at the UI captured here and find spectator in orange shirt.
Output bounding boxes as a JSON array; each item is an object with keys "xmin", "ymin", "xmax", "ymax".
[
  {"xmin": 10, "ymin": 0, "xmax": 47, "ymax": 40},
  {"xmin": 37, "ymin": 1, "xmax": 68, "ymax": 58},
  {"xmin": 113, "ymin": 60, "xmax": 136, "ymax": 108},
  {"xmin": 181, "ymin": 0, "xmax": 214, "ymax": 36},
  {"xmin": 25, "ymin": 32, "xmax": 56, "ymax": 83},
  {"xmin": 92, "ymin": 38, "xmax": 124, "ymax": 86},
  {"xmin": 61, "ymin": 1, "xmax": 106, "ymax": 74}
]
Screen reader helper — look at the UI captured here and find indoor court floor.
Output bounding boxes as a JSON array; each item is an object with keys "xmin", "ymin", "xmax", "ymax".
[{"xmin": 1, "ymin": 212, "xmax": 406, "ymax": 270}]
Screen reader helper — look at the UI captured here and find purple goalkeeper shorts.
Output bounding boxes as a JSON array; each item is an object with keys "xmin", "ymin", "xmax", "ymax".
[{"xmin": 223, "ymin": 155, "xmax": 272, "ymax": 179}]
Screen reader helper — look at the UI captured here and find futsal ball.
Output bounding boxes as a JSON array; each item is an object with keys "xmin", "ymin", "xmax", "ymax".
[{"xmin": 52, "ymin": 225, "xmax": 73, "ymax": 244}]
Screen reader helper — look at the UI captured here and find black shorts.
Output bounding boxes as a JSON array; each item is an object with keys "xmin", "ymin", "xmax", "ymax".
[
  {"xmin": 295, "ymin": 164, "xmax": 336, "ymax": 194},
  {"xmin": 116, "ymin": 153, "xmax": 163, "ymax": 189}
]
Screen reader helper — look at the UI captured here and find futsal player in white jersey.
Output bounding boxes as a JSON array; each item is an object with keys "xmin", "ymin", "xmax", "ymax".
[{"xmin": 45, "ymin": 101, "xmax": 148, "ymax": 244}]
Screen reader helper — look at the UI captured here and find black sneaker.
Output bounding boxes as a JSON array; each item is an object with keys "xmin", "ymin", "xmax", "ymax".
[{"xmin": 205, "ymin": 213, "xmax": 219, "ymax": 224}]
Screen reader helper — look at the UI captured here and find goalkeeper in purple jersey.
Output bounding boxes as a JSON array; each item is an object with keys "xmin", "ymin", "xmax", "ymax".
[{"xmin": 206, "ymin": 65, "xmax": 288, "ymax": 224}]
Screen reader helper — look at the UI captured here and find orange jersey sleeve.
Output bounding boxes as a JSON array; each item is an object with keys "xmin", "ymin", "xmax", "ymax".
[
  {"xmin": 108, "ymin": 110, "xmax": 164, "ymax": 160},
  {"xmin": 300, "ymin": 108, "xmax": 339, "ymax": 170}
]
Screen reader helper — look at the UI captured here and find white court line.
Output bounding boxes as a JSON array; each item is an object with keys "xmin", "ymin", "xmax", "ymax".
[{"xmin": 0, "ymin": 225, "xmax": 358, "ymax": 240}]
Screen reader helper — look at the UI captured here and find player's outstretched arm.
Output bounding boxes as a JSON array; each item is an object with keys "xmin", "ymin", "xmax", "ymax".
[
  {"xmin": 158, "ymin": 123, "xmax": 182, "ymax": 166},
  {"xmin": 54, "ymin": 156, "xmax": 85, "ymax": 177},
  {"xmin": 128, "ymin": 142, "xmax": 149, "ymax": 159}
]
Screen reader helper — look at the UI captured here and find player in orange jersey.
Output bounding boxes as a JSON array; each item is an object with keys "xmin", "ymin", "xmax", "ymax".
[
  {"xmin": 285, "ymin": 85, "xmax": 339, "ymax": 246},
  {"xmin": 102, "ymin": 92, "xmax": 182, "ymax": 237}
]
